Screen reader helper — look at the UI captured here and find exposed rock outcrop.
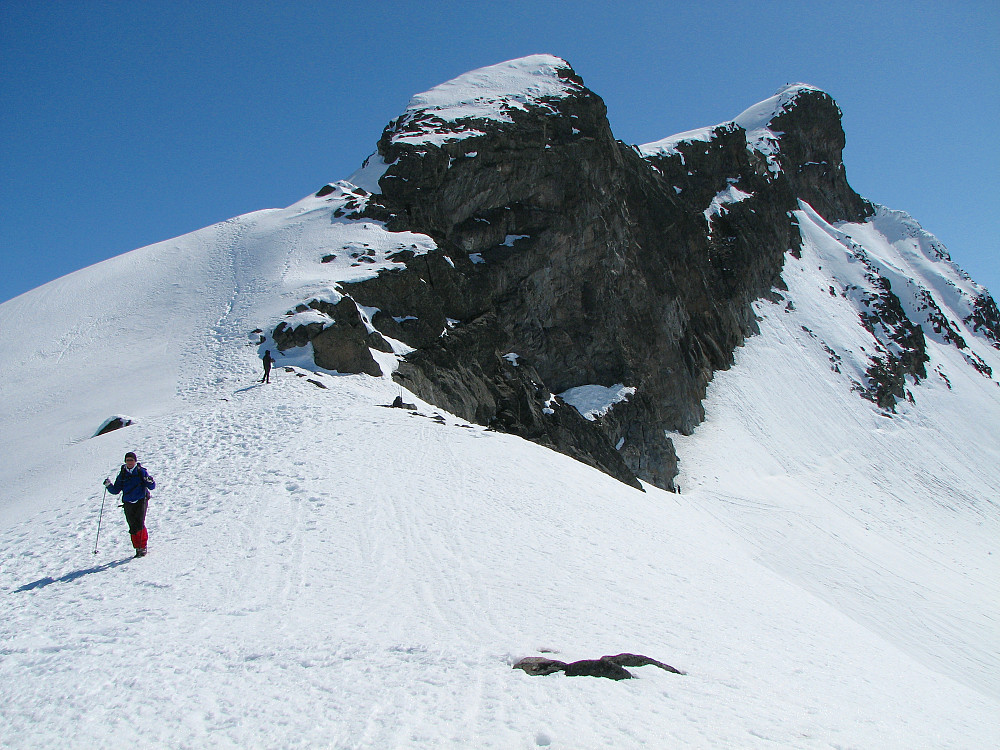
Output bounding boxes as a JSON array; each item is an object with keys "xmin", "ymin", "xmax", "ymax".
[
  {"xmin": 338, "ymin": 61, "xmax": 868, "ymax": 490},
  {"xmin": 968, "ymin": 294, "xmax": 1000, "ymax": 349},
  {"xmin": 513, "ymin": 652, "xmax": 685, "ymax": 680},
  {"xmin": 857, "ymin": 276, "xmax": 929, "ymax": 410},
  {"xmin": 270, "ymin": 56, "xmax": 994, "ymax": 490},
  {"xmin": 94, "ymin": 416, "xmax": 134, "ymax": 437},
  {"xmin": 273, "ymin": 297, "xmax": 384, "ymax": 376}
]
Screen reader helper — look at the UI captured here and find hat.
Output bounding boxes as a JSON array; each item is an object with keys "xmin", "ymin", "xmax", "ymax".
[{"xmin": 124, "ymin": 452, "xmax": 137, "ymax": 461}]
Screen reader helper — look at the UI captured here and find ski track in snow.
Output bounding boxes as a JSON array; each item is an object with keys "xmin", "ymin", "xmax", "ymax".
[
  {"xmin": 2, "ymin": 371, "xmax": 997, "ymax": 748},
  {"xmin": 1, "ymin": 179, "xmax": 999, "ymax": 746}
]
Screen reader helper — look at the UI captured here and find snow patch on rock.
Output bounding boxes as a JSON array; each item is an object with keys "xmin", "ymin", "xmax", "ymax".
[
  {"xmin": 704, "ymin": 185, "xmax": 754, "ymax": 228},
  {"xmin": 559, "ymin": 384, "xmax": 636, "ymax": 421},
  {"xmin": 389, "ymin": 55, "xmax": 583, "ymax": 146}
]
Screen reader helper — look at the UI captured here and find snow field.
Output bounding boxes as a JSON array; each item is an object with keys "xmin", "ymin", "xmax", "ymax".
[
  {"xmin": 0, "ymin": 187, "xmax": 435, "ymax": 524},
  {"xmin": 1, "ymin": 126, "xmax": 998, "ymax": 745},
  {"xmin": 2, "ymin": 370, "xmax": 996, "ymax": 748},
  {"xmin": 673, "ymin": 210, "xmax": 1000, "ymax": 706}
]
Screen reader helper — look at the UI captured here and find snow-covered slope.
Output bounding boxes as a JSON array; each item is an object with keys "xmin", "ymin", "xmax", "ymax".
[
  {"xmin": 675, "ymin": 202, "xmax": 1000, "ymax": 700},
  {"xmin": 386, "ymin": 55, "xmax": 584, "ymax": 146},
  {"xmin": 0, "ymin": 184, "xmax": 432, "ymax": 526},
  {"xmin": 1, "ymin": 74, "xmax": 999, "ymax": 746},
  {"xmin": 5, "ymin": 369, "xmax": 995, "ymax": 749}
]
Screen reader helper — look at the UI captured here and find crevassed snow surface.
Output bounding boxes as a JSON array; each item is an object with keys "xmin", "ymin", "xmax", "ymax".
[{"xmin": 1, "ymin": 179, "xmax": 998, "ymax": 748}]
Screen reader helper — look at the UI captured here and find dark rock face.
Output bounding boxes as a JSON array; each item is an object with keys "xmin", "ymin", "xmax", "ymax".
[
  {"xmin": 967, "ymin": 294, "xmax": 1000, "ymax": 349},
  {"xmin": 763, "ymin": 89, "xmax": 871, "ymax": 224},
  {"xmin": 392, "ymin": 313, "xmax": 642, "ymax": 488},
  {"xmin": 858, "ymin": 277, "xmax": 929, "ymax": 410},
  {"xmin": 273, "ymin": 62, "xmax": 912, "ymax": 490},
  {"xmin": 273, "ymin": 297, "xmax": 383, "ymax": 376},
  {"xmin": 334, "ymin": 65, "xmax": 870, "ymax": 491}
]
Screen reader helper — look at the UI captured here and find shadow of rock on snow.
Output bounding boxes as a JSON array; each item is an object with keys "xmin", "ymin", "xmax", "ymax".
[
  {"xmin": 513, "ymin": 653, "xmax": 686, "ymax": 681},
  {"xmin": 15, "ymin": 558, "xmax": 132, "ymax": 592}
]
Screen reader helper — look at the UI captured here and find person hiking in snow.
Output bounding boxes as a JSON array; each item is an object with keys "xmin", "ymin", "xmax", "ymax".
[
  {"xmin": 261, "ymin": 350, "xmax": 274, "ymax": 383},
  {"xmin": 103, "ymin": 452, "xmax": 155, "ymax": 557}
]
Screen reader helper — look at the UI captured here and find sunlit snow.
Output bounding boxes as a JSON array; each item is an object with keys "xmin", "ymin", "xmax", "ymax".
[
  {"xmin": 1, "ymin": 87, "xmax": 998, "ymax": 747},
  {"xmin": 389, "ymin": 55, "xmax": 582, "ymax": 146}
]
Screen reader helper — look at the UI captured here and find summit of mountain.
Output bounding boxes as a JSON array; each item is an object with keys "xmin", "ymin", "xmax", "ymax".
[
  {"xmin": 279, "ymin": 57, "xmax": 997, "ymax": 491},
  {"xmin": 1, "ymin": 55, "xmax": 998, "ymax": 748}
]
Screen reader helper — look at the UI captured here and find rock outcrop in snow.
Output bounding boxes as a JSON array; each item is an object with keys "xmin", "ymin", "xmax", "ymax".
[
  {"xmin": 270, "ymin": 56, "xmax": 998, "ymax": 492},
  {"xmin": 513, "ymin": 652, "xmax": 685, "ymax": 680}
]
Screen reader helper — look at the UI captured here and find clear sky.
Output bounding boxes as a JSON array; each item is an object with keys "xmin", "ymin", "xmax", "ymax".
[{"xmin": 2, "ymin": 0, "xmax": 997, "ymax": 303}]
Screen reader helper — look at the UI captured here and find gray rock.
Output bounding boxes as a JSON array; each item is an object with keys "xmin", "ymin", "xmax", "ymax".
[
  {"xmin": 273, "ymin": 61, "xmax": 913, "ymax": 490},
  {"xmin": 513, "ymin": 653, "xmax": 685, "ymax": 680},
  {"xmin": 561, "ymin": 659, "xmax": 633, "ymax": 680},
  {"xmin": 94, "ymin": 416, "xmax": 133, "ymax": 436},
  {"xmin": 274, "ymin": 297, "xmax": 382, "ymax": 377},
  {"xmin": 602, "ymin": 653, "xmax": 686, "ymax": 675},
  {"xmin": 512, "ymin": 657, "xmax": 567, "ymax": 676}
]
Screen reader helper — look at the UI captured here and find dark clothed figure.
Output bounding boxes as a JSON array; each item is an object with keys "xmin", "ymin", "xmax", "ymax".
[
  {"xmin": 261, "ymin": 350, "xmax": 274, "ymax": 383},
  {"xmin": 104, "ymin": 452, "xmax": 155, "ymax": 557}
]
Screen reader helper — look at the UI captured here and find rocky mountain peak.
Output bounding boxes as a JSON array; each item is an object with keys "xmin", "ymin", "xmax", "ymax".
[
  {"xmin": 270, "ymin": 57, "xmax": 996, "ymax": 492},
  {"xmin": 382, "ymin": 55, "xmax": 587, "ymax": 150},
  {"xmin": 642, "ymin": 82, "xmax": 869, "ymax": 224},
  {"xmin": 750, "ymin": 84, "xmax": 870, "ymax": 222},
  {"xmin": 734, "ymin": 82, "xmax": 826, "ymax": 122},
  {"xmin": 372, "ymin": 56, "xmax": 613, "ymax": 233}
]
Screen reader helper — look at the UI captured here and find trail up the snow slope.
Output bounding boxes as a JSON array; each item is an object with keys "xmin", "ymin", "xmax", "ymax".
[{"xmin": 1, "ymin": 178, "xmax": 998, "ymax": 746}]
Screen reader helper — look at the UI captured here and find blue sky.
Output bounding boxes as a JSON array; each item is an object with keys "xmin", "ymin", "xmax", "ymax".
[{"xmin": 2, "ymin": 0, "xmax": 997, "ymax": 303}]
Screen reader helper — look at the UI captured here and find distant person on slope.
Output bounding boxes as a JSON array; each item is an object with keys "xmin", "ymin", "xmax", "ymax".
[
  {"xmin": 261, "ymin": 350, "xmax": 274, "ymax": 383},
  {"xmin": 103, "ymin": 452, "xmax": 155, "ymax": 557}
]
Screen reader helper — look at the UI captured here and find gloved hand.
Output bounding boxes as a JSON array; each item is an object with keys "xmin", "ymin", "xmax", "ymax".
[{"xmin": 103, "ymin": 478, "xmax": 111, "ymax": 487}]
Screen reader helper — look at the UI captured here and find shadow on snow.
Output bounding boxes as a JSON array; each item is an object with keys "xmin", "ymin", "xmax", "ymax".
[{"xmin": 14, "ymin": 558, "xmax": 132, "ymax": 592}]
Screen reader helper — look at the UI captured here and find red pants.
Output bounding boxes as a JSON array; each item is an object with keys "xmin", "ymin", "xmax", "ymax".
[
  {"xmin": 130, "ymin": 527, "xmax": 148, "ymax": 550},
  {"xmin": 123, "ymin": 498, "xmax": 148, "ymax": 549}
]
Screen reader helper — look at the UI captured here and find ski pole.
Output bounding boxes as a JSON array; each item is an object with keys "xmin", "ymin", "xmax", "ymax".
[{"xmin": 94, "ymin": 487, "xmax": 108, "ymax": 555}]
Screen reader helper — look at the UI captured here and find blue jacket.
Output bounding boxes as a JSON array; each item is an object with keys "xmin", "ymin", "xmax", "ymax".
[{"xmin": 107, "ymin": 463, "xmax": 155, "ymax": 504}]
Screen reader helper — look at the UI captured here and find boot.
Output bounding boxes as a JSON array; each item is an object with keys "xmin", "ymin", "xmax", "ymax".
[{"xmin": 130, "ymin": 528, "xmax": 148, "ymax": 557}]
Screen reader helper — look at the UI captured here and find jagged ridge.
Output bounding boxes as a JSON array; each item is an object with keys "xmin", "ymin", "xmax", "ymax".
[{"xmin": 272, "ymin": 56, "xmax": 998, "ymax": 491}]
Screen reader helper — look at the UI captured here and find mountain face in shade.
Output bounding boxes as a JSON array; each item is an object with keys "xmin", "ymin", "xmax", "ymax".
[{"xmin": 277, "ymin": 56, "xmax": 997, "ymax": 490}]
